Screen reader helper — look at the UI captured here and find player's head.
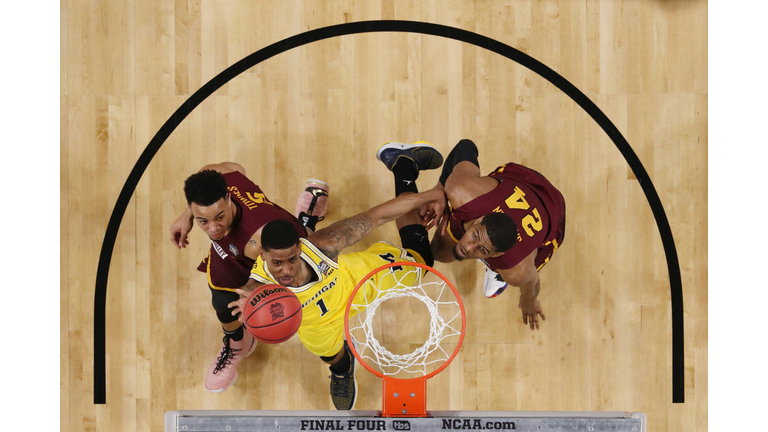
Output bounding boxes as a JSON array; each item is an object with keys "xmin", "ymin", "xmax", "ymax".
[
  {"xmin": 184, "ymin": 170, "xmax": 234, "ymax": 241},
  {"xmin": 452, "ymin": 213, "xmax": 517, "ymax": 261},
  {"xmin": 260, "ymin": 220, "xmax": 303, "ymax": 287}
]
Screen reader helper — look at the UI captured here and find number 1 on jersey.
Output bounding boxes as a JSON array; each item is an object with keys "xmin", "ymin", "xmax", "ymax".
[{"xmin": 315, "ymin": 298, "xmax": 329, "ymax": 316}]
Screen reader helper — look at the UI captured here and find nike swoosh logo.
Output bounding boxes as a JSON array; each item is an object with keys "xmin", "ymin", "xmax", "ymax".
[{"xmin": 403, "ymin": 180, "xmax": 413, "ymax": 185}]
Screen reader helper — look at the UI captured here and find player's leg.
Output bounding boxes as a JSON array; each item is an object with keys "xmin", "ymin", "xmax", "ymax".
[
  {"xmin": 398, "ymin": 223, "xmax": 434, "ymax": 267},
  {"xmin": 439, "ymin": 139, "xmax": 498, "ymax": 207},
  {"xmin": 295, "ymin": 179, "xmax": 330, "ymax": 233},
  {"xmin": 376, "ymin": 140, "xmax": 444, "ymax": 185},
  {"xmin": 204, "ymin": 288, "xmax": 257, "ymax": 392},
  {"xmin": 376, "ymin": 140, "xmax": 443, "ymax": 255},
  {"xmin": 376, "ymin": 140, "xmax": 443, "ymax": 209},
  {"xmin": 301, "ymin": 325, "xmax": 358, "ymax": 410},
  {"xmin": 319, "ymin": 338, "xmax": 359, "ymax": 410}
]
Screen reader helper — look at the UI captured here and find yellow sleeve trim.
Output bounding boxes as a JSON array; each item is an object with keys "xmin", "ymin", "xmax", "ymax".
[
  {"xmin": 446, "ymin": 221, "xmax": 460, "ymax": 243},
  {"xmin": 299, "ymin": 238, "xmax": 339, "ymax": 268}
]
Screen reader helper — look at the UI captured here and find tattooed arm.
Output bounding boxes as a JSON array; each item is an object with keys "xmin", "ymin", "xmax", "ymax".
[{"xmin": 309, "ymin": 188, "xmax": 444, "ymax": 260}]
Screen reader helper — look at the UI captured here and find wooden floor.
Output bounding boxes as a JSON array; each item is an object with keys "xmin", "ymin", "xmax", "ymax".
[{"xmin": 60, "ymin": 1, "xmax": 708, "ymax": 431}]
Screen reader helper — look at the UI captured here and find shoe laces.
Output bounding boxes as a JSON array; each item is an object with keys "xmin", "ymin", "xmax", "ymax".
[
  {"xmin": 329, "ymin": 372, "xmax": 353, "ymax": 398},
  {"xmin": 213, "ymin": 336, "xmax": 241, "ymax": 374}
]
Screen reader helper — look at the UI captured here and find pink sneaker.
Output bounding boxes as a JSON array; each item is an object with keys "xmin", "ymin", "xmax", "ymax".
[
  {"xmin": 204, "ymin": 330, "xmax": 257, "ymax": 393},
  {"xmin": 295, "ymin": 179, "xmax": 330, "ymax": 229}
]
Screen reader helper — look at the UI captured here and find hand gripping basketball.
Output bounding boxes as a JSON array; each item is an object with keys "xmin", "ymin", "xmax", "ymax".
[{"xmin": 242, "ymin": 284, "xmax": 302, "ymax": 343}]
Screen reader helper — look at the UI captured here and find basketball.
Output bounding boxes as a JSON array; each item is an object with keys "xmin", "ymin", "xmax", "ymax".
[{"xmin": 242, "ymin": 284, "xmax": 302, "ymax": 343}]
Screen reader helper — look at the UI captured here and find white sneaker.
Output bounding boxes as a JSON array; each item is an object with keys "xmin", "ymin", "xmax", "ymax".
[{"xmin": 483, "ymin": 267, "xmax": 508, "ymax": 298}]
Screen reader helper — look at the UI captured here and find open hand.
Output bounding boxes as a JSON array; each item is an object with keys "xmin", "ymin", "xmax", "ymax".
[
  {"xmin": 228, "ymin": 287, "xmax": 256, "ymax": 323},
  {"xmin": 518, "ymin": 296, "xmax": 546, "ymax": 331}
]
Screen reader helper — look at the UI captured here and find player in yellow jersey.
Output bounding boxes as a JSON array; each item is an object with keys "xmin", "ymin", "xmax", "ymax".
[{"xmin": 229, "ymin": 142, "xmax": 445, "ymax": 410}]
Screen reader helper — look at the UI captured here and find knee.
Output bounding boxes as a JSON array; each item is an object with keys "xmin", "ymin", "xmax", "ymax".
[
  {"xmin": 210, "ymin": 288, "xmax": 240, "ymax": 324},
  {"xmin": 216, "ymin": 308, "xmax": 239, "ymax": 324},
  {"xmin": 456, "ymin": 139, "xmax": 478, "ymax": 151}
]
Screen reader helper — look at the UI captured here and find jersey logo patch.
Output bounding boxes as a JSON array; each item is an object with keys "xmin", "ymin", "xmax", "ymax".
[
  {"xmin": 228, "ymin": 244, "xmax": 239, "ymax": 257},
  {"xmin": 492, "ymin": 206, "xmax": 504, "ymax": 213},
  {"xmin": 317, "ymin": 261, "xmax": 333, "ymax": 277}
]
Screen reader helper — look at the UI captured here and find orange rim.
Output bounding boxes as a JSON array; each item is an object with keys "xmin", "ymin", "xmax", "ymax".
[{"xmin": 343, "ymin": 261, "xmax": 466, "ymax": 381}]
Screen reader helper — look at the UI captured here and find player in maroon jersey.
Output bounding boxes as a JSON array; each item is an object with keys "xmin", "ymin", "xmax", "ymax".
[
  {"xmin": 169, "ymin": 162, "xmax": 326, "ymax": 392},
  {"xmin": 380, "ymin": 140, "xmax": 565, "ymax": 331}
]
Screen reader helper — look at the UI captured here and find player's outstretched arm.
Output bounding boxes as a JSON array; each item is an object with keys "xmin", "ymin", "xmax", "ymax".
[
  {"xmin": 170, "ymin": 207, "xmax": 194, "ymax": 248},
  {"xmin": 496, "ymin": 251, "xmax": 546, "ymax": 331},
  {"xmin": 310, "ymin": 188, "xmax": 444, "ymax": 260}
]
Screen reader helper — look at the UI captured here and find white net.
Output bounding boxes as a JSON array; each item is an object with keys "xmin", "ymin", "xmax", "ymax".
[{"xmin": 347, "ymin": 264, "xmax": 464, "ymax": 378}]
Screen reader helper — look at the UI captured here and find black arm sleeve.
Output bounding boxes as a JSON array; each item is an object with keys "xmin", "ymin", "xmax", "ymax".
[{"xmin": 439, "ymin": 139, "xmax": 480, "ymax": 186}]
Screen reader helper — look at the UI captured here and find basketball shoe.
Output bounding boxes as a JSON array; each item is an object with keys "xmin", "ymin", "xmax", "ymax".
[
  {"xmin": 204, "ymin": 330, "xmax": 257, "ymax": 392},
  {"xmin": 376, "ymin": 141, "xmax": 444, "ymax": 172},
  {"xmin": 329, "ymin": 338, "xmax": 358, "ymax": 410},
  {"xmin": 483, "ymin": 266, "xmax": 508, "ymax": 298},
  {"xmin": 295, "ymin": 179, "xmax": 330, "ymax": 231}
]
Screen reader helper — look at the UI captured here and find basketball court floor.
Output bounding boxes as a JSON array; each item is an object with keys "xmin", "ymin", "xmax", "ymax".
[{"xmin": 61, "ymin": 1, "xmax": 708, "ymax": 431}]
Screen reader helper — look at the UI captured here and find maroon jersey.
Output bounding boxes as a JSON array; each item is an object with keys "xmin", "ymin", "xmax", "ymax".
[
  {"xmin": 197, "ymin": 171, "xmax": 307, "ymax": 291},
  {"xmin": 447, "ymin": 162, "xmax": 565, "ymax": 271}
]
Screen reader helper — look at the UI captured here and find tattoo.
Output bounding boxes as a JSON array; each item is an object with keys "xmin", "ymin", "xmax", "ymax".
[
  {"xmin": 317, "ymin": 214, "xmax": 374, "ymax": 260},
  {"xmin": 249, "ymin": 239, "xmax": 258, "ymax": 247}
]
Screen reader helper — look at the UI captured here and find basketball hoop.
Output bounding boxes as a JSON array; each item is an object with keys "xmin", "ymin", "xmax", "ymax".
[{"xmin": 344, "ymin": 261, "xmax": 466, "ymax": 417}]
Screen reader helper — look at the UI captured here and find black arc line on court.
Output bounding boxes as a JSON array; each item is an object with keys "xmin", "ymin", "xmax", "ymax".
[{"xmin": 94, "ymin": 20, "xmax": 684, "ymax": 404}]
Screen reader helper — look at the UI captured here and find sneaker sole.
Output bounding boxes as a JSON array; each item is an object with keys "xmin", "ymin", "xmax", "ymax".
[
  {"xmin": 350, "ymin": 374, "xmax": 358, "ymax": 410},
  {"xmin": 246, "ymin": 337, "xmax": 258, "ymax": 357},
  {"xmin": 376, "ymin": 141, "xmax": 443, "ymax": 171},
  {"xmin": 375, "ymin": 141, "xmax": 435, "ymax": 161},
  {"xmin": 205, "ymin": 372, "xmax": 237, "ymax": 393},
  {"xmin": 348, "ymin": 337, "xmax": 359, "ymax": 410},
  {"xmin": 306, "ymin": 179, "xmax": 329, "ymax": 188}
]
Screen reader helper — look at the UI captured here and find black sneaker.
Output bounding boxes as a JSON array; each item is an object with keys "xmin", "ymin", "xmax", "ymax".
[
  {"xmin": 329, "ymin": 340, "xmax": 358, "ymax": 410},
  {"xmin": 376, "ymin": 141, "xmax": 444, "ymax": 172}
]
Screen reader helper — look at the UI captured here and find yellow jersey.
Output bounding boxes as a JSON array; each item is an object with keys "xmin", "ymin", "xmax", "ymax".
[{"xmin": 249, "ymin": 238, "xmax": 424, "ymax": 357}]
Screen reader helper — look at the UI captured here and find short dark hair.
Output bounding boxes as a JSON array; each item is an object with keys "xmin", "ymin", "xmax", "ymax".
[
  {"xmin": 184, "ymin": 170, "xmax": 228, "ymax": 206},
  {"xmin": 481, "ymin": 213, "xmax": 517, "ymax": 253},
  {"xmin": 261, "ymin": 220, "xmax": 301, "ymax": 251}
]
